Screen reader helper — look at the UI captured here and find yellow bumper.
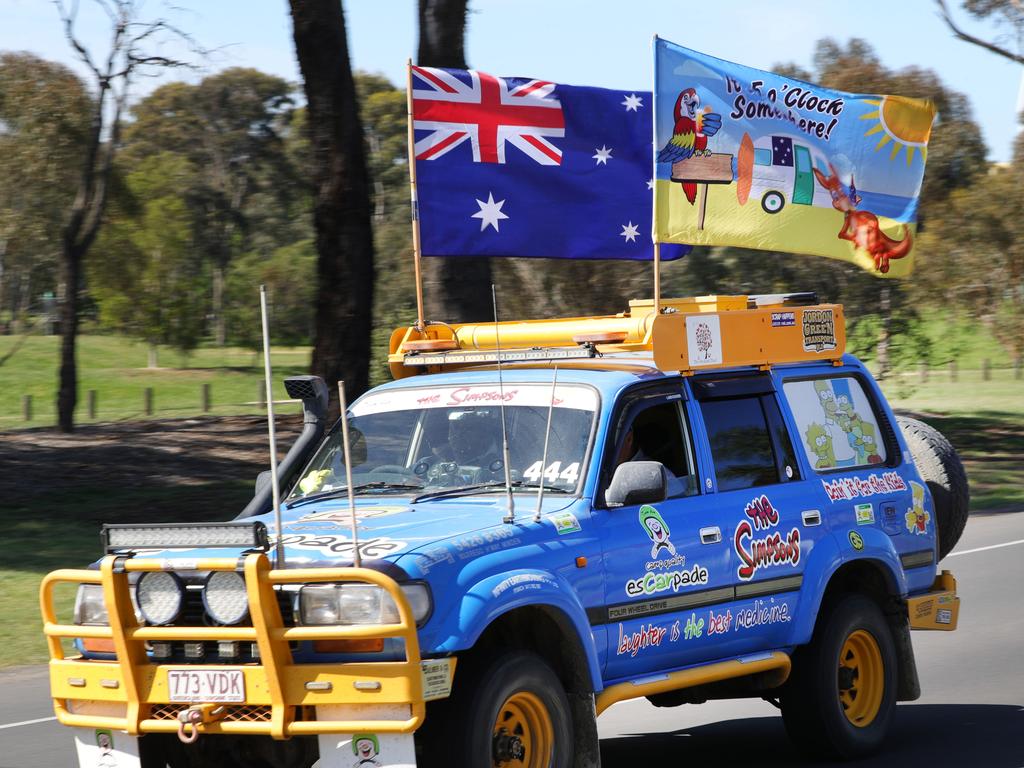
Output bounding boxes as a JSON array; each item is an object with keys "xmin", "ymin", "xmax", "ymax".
[
  {"xmin": 906, "ymin": 570, "xmax": 960, "ymax": 631},
  {"xmin": 40, "ymin": 554, "xmax": 450, "ymax": 739}
]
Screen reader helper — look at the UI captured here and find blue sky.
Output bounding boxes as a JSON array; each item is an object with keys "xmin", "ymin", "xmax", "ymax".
[{"xmin": 2, "ymin": 0, "xmax": 1020, "ymax": 161}]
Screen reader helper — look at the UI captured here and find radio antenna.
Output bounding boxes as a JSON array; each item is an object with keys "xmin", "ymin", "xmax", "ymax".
[
  {"xmin": 336, "ymin": 381, "xmax": 362, "ymax": 568},
  {"xmin": 534, "ymin": 366, "xmax": 559, "ymax": 522},
  {"xmin": 491, "ymin": 285, "xmax": 515, "ymax": 524},
  {"xmin": 259, "ymin": 285, "xmax": 285, "ymax": 568}
]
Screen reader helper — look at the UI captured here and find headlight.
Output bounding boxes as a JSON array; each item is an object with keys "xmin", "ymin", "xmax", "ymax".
[
  {"xmin": 136, "ymin": 571, "xmax": 185, "ymax": 625},
  {"xmin": 203, "ymin": 571, "xmax": 249, "ymax": 625},
  {"xmin": 299, "ymin": 583, "xmax": 431, "ymax": 626},
  {"xmin": 74, "ymin": 584, "xmax": 109, "ymax": 625}
]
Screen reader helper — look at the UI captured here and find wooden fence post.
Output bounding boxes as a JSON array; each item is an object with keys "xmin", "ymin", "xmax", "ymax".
[
  {"xmin": 22, "ymin": 394, "xmax": 31, "ymax": 422},
  {"xmin": 982, "ymin": 358, "xmax": 991, "ymax": 381},
  {"xmin": 87, "ymin": 390, "xmax": 97, "ymax": 419},
  {"xmin": 144, "ymin": 388, "xmax": 154, "ymax": 416},
  {"xmin": 949, "ymin": 361, "xmax": 958, "ymax": 382},
  {"xmin": 257, "ymin": 382, "xmax": 266, "ymax": 408},
  {"xmin": 919, "ymin": 362, "xmax": 928, "ymax": 383},
  {"xmin": 1016, "ymin": 356, "xmax": 1022, "ymax": 381},
  {"xmin": 202, "ymin": 383, "xmax": 211, "ymax": 413}
]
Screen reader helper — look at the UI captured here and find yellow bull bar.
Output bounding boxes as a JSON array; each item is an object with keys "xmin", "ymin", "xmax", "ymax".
[{"xmin": 40, "ymin": 553, "xmax": 433, "ymax": 740}]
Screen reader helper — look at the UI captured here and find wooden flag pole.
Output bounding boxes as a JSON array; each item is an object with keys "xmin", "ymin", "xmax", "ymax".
[
  {"xmin": 406, "ymin": 59, "xmax": 426, "ymax": 331},
  {"xmin": 653, "ymin": 242, "xmax": 662, "ymax": 313}
]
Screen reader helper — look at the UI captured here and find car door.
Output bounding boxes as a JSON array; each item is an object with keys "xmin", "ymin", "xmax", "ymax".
[
  {"xmin": 595, "ymin": 384, "xmax": 735, "ymax": 681},
  {"xmin": 688, "ymin": 373, "xmax": 819, "ymax": 656}
]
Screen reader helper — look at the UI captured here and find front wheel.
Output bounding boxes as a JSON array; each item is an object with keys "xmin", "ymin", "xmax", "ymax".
[
  {"xmin": 781, "ymin": 594, "xmax": 897, "ymax": 760},
  {"xmin": 422, "ymin": 650, "xmax": 572, "ymax": 768}
]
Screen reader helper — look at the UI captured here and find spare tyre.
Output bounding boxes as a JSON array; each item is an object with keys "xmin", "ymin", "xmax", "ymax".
[{"xmin": 896, "ymin": 415, "xmax": 969, "ymax": 560}]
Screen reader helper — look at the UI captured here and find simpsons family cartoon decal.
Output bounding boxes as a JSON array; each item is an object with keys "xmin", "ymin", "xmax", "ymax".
[{"xmin": 802, "ymin": 379, "xmax": 883, "ymax": 470}]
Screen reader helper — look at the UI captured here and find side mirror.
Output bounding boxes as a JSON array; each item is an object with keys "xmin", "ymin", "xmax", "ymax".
[
  {"xmin": 606, "ymin": 461, "xmax": 668, "ymax": 507},
  {"xmin": 255, "ymin": 470, "xmax": 272, "ymax": 495}
]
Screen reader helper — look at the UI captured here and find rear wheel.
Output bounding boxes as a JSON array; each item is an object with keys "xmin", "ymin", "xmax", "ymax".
[
  {"xmin": 897, "ymin": 415, "xmax": 969, "ymax": 559},
  {"xmin": 420, "ymin": 650, "xmax": 572, "ymax": 768},
  {"xmin": 781, "ymin": 594, "xmax": 897, "ymax": 760}
]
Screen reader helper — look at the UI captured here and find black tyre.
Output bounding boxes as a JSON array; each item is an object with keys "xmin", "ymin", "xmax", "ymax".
[
  {"xmin": 781, "ymin": 594, "xmax": 897, "ymax": 760},
  {"xmin": 420, "ymin": 650, "xmax": 572, "ymax": 768},
  {"xmin": 897, "ymin": 415, "xmax": 969, "ymax": 559}
]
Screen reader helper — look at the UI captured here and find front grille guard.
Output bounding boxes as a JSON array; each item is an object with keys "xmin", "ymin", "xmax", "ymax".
[{"xmin": 40, "ymin": 553, "xmax": 425, "ymax": 739}]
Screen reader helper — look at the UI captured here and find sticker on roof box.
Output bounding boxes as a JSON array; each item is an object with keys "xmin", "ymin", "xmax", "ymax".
[
  {"xmin": 802, "ymin": 308, "xmax": 837, "ymax": 353},
  {"xmin": 771, "ymin": 311, "xmax": 795, "ymax": 327},
  {"xmin": 686, "ymin": 314, "xmax": 723, "ymax": 367},
  {"xmin": 351, "ymin": 383, "xmax": 597, "ymax": 416}
]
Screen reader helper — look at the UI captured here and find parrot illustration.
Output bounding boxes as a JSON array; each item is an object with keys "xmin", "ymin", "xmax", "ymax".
[{"xmin": 657, "ymin": 88, "xmax": 722, "ymax": 204}]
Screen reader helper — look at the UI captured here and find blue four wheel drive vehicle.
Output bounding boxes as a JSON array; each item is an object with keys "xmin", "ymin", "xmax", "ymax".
[{"xmin": 42, "ymin": 294, "xmax": 967, "ymax": 768}]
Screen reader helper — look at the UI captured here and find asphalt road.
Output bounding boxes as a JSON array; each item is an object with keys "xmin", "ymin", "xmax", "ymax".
[{"xmin": 3, "ymin": 510, "xmax": 1022, "ymax": 768}]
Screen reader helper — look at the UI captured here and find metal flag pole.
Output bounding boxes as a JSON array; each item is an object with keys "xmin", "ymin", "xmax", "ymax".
[
  {"xmin": 336, "ymin": 381, "xmax": 361, "ymax": 569},
  {"xmin": 651, "ymin": 35, "xmax": 662, "ymax": 315},
  {"xmin": 534, "ymin": 366, "xmax": 559, "ymax": 522},
  {"xmin": 491, "ymin": 285, "xmax": 516, "ymax": 524},
  {"xmin": 406, "ymin": 58, "xmax": 426, "ymax": 331},
  {"xmin": 259, "ymin": 285, "xmax": 285, "ymax": 568}
]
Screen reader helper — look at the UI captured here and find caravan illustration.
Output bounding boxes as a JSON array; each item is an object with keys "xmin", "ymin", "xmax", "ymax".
[{"xmin": 744, "ymin": 134, "xmax": 834, "ymax": 215}]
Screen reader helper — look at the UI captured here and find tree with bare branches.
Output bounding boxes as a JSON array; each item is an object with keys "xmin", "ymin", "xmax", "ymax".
[
  {"xmin": 54, "ymin": 0, "xmax": 199, "ymax": 432},
  {"xmin": 935, "ymin": 0, "xmax": 1024, "ymax": 65}
]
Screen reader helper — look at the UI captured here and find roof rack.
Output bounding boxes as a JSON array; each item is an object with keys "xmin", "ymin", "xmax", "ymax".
[{"xmin": 388, "ymin": 295, "xmax": 845, "ymax": 379}]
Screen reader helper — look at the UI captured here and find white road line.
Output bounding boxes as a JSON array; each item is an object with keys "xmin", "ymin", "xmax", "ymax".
[
  {"xmin": 948, "ymin": 538, "xmax": 1024, "ymax": 558},
  {"xmin": 0, "ymin": 715, "xmax": 57, "ymax": 730}
]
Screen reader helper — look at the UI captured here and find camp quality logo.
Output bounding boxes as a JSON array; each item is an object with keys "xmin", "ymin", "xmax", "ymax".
[
  {"xmin": 734, "ymin": 494, "xmax": 801, "ymax": 581},
  {"xmin": 639, "ymin": 505, "xmax": 676, "ymax": 560},
  {"xmin": 625, "ymin": 564, "xmax": 709, "ymax": 597},
  {"xmin": 802, "ymin": 308, "xmax": 836, "ymax": 353}
]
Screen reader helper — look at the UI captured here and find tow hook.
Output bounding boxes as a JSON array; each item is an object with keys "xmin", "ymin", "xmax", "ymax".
[{"xmin": 176, "ymin": 704, "xmax": 225, "ymax": 744}]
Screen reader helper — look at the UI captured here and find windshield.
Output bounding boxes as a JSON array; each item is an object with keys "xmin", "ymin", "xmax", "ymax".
[{"xmin": 287, "ymin": 383, "xmax": 598, "ymax": 500}]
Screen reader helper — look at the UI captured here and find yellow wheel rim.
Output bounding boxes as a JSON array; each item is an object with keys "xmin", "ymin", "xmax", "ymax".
[
  {"xmin": 838, "ymin": 628, "xmax": 884, "ymax": 727},
  {"xmin": 491, "ymin": 691, "xmax": 554, "ymax": 767}
]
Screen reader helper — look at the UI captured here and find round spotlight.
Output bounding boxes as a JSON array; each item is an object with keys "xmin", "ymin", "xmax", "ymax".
[
  {"xmin": 136, "ymin": 571, "xmax": 184, "ymax": 626},
  {"xmin": 203, "ymin": 571, "xmax": 249, "ymax": 625}
]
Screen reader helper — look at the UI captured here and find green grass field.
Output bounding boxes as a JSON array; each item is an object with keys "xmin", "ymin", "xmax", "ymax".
[{"xmin": 0, "ymin": 334, "xmax": 312, "ymax": 429}]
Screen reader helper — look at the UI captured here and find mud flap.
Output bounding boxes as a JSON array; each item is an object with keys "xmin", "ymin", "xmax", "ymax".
[
  {"xmin": 74, "ymin": 728, "xmax": 142, "ymax": 768},
  {"xmin": 312, "ymin": 705, "xmax": 416, "ymax": 768}
]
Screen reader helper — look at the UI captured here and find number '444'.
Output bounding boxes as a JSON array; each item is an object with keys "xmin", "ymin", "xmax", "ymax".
[{"xmin": 522, "ymin": 461, "xmax": 579, "ymax": 486}]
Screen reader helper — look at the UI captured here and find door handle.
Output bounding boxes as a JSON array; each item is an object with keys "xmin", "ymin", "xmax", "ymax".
[
  {"xmin": 802, "ymin": 509, "xmax": 821, "ymax": 527},
  {"xmin": 699, "ymin": 526, "xmax": 722, "ymax": 544}
]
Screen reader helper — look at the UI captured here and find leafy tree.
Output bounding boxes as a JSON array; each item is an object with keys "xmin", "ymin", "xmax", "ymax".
[
  {"xmin": 89, "ymin": 154, "xmax": 206, "ymax": 363},
  {"xmin": 289, "ymin": 0, "xmax": 376, "ymax": 407},
  {"xmin": 53, "ymin": 0, "xmax": 200, "ymax": 431},
  {"xmin": 0, "ymin": 53, "xmax": 90, "ymax": 329},
  {"xmin": 224, "ymin": 240, "xmax": 317, "ymax": 352},
  {"xmin": 122, "ymin": 69, "xmax": 297, "ymax": 345}
]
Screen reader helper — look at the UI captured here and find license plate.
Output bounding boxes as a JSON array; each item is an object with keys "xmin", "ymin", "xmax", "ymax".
[{"xmin": 167, "ymin": 668, "xmax": 245, "ymax": 703}]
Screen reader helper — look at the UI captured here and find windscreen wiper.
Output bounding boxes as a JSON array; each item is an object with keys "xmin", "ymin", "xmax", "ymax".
[
  {"xmin": 413, "ymin": 481, "xmax": 567, "ymax": 504},
  {"xmin": 287, "ymin": 481, "xmax": 425, "ymax": 508}
]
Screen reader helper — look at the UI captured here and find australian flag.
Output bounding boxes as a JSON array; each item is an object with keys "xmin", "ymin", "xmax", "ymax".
[{"xmin": 413, "ymin": 66, "xmax": 688, "ymax": 261}]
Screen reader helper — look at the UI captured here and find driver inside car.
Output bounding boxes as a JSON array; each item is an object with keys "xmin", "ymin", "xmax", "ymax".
[{"xmin": 416, "ymin": 410, "xmax": 504, "ymax": 484}]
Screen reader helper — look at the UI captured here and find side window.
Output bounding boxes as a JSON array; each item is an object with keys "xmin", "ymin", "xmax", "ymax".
[
  {"xmin": 699, "ymin": 395, "xmax": 798, "ymax": 491},
  {"xmin": 783, "ymin": 377, "xmax": 889, "ymax": 472},
  {"xmin": 612, "ymin": 400, "xmax": 698, "ymax": 499}
]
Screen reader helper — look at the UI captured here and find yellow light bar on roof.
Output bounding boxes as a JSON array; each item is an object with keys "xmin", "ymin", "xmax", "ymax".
[{"xmin": 388, "ymin": 295, "xmax": 846, "ymax": 378}]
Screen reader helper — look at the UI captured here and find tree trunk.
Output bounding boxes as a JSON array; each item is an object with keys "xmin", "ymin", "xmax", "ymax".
[
  {"xmin": 289, "ymin": 0, "xmax": 375, "ymax": 409},
  {"xmin": 57, "ymin": 241, "xmax": 82, "ymax": 431},
  {"xmin": 417, "ymin": 0, "xmax": 492, "ymax": 324}
]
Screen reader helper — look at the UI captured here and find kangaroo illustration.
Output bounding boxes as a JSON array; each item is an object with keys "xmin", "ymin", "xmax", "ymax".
[{"xmin": 812, "ymin": 163, "xmax": 912, "ymax": 274}]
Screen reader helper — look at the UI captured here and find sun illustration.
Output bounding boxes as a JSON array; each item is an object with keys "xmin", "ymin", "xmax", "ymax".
[{"xmin": 859, "ymin": 95, "xmax": 936, "ymax": 166}]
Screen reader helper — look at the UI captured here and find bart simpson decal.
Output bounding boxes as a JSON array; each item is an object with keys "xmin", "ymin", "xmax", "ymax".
[
  {"xmin": 905, "ymin": 481, "xmax": 930, "ymax": 535},
  {"xmin": 352, "ymin": 733, "xmax": 381, "ymax": 766},
  {"xmin": 805, "ymin": 422, "xmax": 835, "ymax": 469},
  {"xmin": 639, "ymin": 504, "xmax": 677, "ymax": 559}
]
